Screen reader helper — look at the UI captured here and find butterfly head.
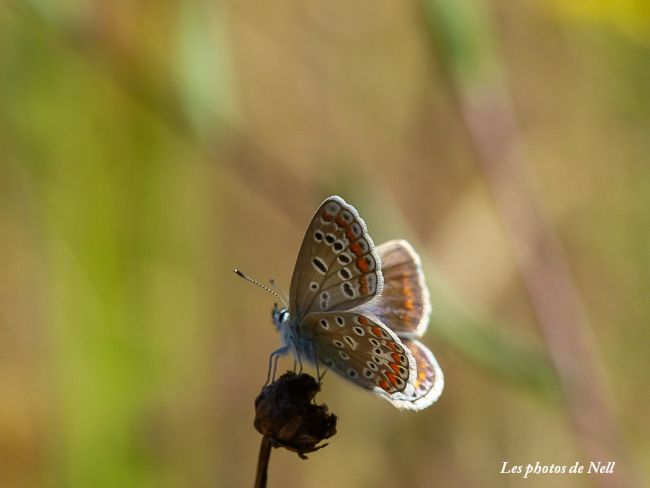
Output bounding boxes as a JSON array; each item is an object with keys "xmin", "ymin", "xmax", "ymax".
[
  {"xmin": 272, "ymin": 303, "xmax": 290, "ymax": 331},
  {"xmin": 234, "ymin": 269, "xmax": 290, "ymax": 332}
]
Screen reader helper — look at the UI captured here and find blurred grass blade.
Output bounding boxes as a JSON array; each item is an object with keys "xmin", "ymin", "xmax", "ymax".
[{"xmin": 174, "ymin": 1, "xmax": 238, "ymax": 139}]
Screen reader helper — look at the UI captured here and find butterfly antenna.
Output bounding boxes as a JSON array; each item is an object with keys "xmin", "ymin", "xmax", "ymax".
[
  {"xmin": 234, "ymin": 269, "xmax": 288, "ymax": 308},
  {"xmin": 269, "ymin": 278, "xmax": 289, "ymax": 305}
]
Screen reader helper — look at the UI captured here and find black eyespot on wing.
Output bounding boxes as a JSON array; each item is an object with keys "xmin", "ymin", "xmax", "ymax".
[
  {"xmin": 337, "ymin": 253, "xmax": 351, "ymax": 265},
  {"xmin": 312, "ymin": 257, "xmax": 327, "ymax": 273},
  {"xmin": 343, "ymin": 282, "xmax": 355, "ymax": 297}
]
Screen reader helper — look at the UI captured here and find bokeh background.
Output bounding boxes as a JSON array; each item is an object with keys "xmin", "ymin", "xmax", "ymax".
[{"xmin": 1, "ymin": 1, "xmax": 649, "ymax": 487}]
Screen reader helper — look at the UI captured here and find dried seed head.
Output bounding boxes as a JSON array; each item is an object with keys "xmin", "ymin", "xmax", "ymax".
[{"xmin": 254, "ymin": 372, "xmax": 337, "ymax": 459}]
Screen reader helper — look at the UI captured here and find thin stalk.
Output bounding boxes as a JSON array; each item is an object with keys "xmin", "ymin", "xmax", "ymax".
[{"xmin": 254, "ymin": 436, "xmax": 273, "ymax": 488}]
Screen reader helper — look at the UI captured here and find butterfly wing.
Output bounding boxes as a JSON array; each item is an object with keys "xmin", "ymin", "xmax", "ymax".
[
  {"xmin": 286, "ymin": 199, "xmax": 443, "ymax": 409},
  {"xmin": 299, "ymin": 311, "xmax": 421, "ymax": 407},
  {"xmin": 289, "ymin": 196, "xmax": 383, "ymax": 321},
  {"xmin": 398, "ymin": 339, "xmax": 444, "ymax": 409},
  {"xmin": 350, "ymin": 240, "xmax": 444, "ymax": 408},
  {"xmin": 372, "ymin": 239, "xmax": 431, "ymax": 337}
]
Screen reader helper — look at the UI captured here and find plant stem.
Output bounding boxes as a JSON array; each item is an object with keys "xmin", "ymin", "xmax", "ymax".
[{"xmin": 254, "ymin": 436, "xmax": 273, "ymax": 488}]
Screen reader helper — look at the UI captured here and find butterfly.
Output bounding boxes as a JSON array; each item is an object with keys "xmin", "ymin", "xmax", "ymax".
[{"xmin": 243, "ymin": 195, "xmax": 444, "ymax": 410}]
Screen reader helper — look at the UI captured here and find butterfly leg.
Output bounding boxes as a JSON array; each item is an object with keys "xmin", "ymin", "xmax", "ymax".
[
  {"xmin": 289, "ymin": 337, "xmax": 304, "ymax": 374},
  {"xmin": 318, "ymin": 366, "xmax": 328, "ymax": 383},
  {"xmin": 265, "ymin": 345, "xmax": 289, "ymax": 386},
  {"xmin": 315, "ymin": 360, "xmax": 329, "ymax": 384},
  {"xmin": 313, "ymin": 343, "xmax": 327, "ymax": 384}
]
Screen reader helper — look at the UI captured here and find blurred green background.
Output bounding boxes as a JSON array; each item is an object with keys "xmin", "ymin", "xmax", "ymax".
[{"xmin": 1, "ymin": 1, "xmax": 649, "ymax": 487}]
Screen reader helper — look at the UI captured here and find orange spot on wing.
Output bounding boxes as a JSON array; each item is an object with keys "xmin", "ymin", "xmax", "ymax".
[
  {"xmin": 386, "ymin": 372, "xmax": 399, "ymax": 386},
  {"xmin": 322, "ymin": 211, "xmax": 335, "ymax": 222},
  {"xmin": 378, "ymin": 379, "xmax": 390, "ymax": 391},
  {"xmin": 401, "ymin": 276, "xmax": 414, "ymax": 300},
  {"xmin": 387, "ymin": 341, "xmax": 399, "ymax": 351},
  {"xmin": 358, "ymin": 276, "xmax": 369, "ymax": 294},
  {"xmin": 371, "ymin": 326, "xmax": 383, "ymax": 337},
  {"xmin": 405, "ymin": 298, "xmax": 414, "ymax": 310},
  {"xmin": 335, "ymin": 215, "xmax": 348, "ymax": 227},
  {"xmin": 350, "ymin": 242, "xmax": 363, "ymax": 257},
  {"xmin": 391, "ymin": 352, "xmax": 403, "ymax": 364},
  {"xmin": 358, "ymin": 316, "xmax": 369, "ymax": 325},
  {"xmin": 390, "ymin": 362, "xmax": 402, "ymax": 375},
  {"xmin": 418, "ymin": 369, "xmax": 427, "ymax": 383},
  {"xmin": 356, "ymin": 257, "xmax": 369, "ymax": 273},
  {"xmin": 346, "ymin": 228, "xmax": 357, "ymax": 241}
]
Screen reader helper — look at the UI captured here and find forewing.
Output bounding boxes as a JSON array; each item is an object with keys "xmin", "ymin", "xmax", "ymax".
[
  {"xmin": 289, "ymin": 196, "xmax": 383, "ymax": 321},
  {"xmin": 373, "ymin": 239, "xmax": 431, "ymax": 337},
  {"xmin": 301, "ymin": 311, "xmax": 423, "ymax": 406},
  {"xmin": 396, "ymin": 339, "xmax": 444, "ymax": 410}
]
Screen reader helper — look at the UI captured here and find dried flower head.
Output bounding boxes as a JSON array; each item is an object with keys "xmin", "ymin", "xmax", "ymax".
[{"xmin": 254, "ymin": 372, "xmax": 337, "ymax": 459}]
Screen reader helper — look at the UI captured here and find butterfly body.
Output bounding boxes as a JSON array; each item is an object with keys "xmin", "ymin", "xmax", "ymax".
[
  {"xmin": 270, "ymin": 196, "xmax": 443, "ymax": 411},
  {"xmin": 273, "ymin": 306, "xmax": 317, "ymax": 364}
]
